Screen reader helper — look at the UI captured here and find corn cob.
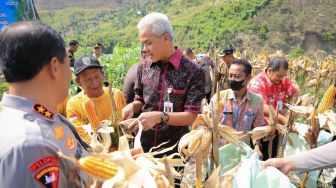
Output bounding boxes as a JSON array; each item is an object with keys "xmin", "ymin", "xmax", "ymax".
[
  {"xmin": 85, "ymin": 100, "xmax": 100, "ymax": 132},
  {"xmin": 79, "ymin": 156, "xmax": 119, "ymax": 180},
  {"xmin": 318, "ymin": 84, "xmax": 336, "ymax": 113}
]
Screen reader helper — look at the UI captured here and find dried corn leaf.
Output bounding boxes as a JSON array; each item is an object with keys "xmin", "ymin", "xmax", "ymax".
[
  {"xmin": 218, "ymin": 125, "xmax": 241, "ymax": 146},
  {"xmin": 276, "ymin": 124, "xmax": 286, "ymax": 135},
  {"xmin": 307, "ymin": 79, "xmax": 318, "ymax": 87},
  {"xmin": 287, "ymin": 136, "xmax": 294, "ymax": 146},
  {"xmin": 318, "ymin": 111, "xmax": 336, "ymax": 135},
  {"xmin": 285, "ymin": 104, "xmax": 314, "ymax": 115},
  {"xmin": 249, "ymin": 126, "xmax": 272, "ymax": 142},
  {"xmin": 203, "ymin": 165, "xmax": 221, "ymax": 188},
  {"xmin": 154, "ymin": 175, "xmax": 170, "ymax": 188},
  {"xmin": 298, "ymin": 94, "xmax": 312, "ymax": 106},
  {"xmin": 119, "ymin": 118, "xmax": 137, "ymax": 127},
  {"xmin": 178, "ymin": 126, "xmax": 209, "ymax": 159}
]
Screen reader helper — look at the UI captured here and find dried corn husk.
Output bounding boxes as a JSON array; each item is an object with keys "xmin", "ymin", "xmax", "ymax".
[
  {"xmin": 82, "ymin": 121, "xmax": 113, "ymax": 154},
  {"xmin": 102, "ymin": 119, "xmax": 180, "ymax": 188},
  {"xmin": 284, "ymin": 104, "xmax": 314, "ymax": 115},
  {"xmin": 179, "ymin": 102, "xmax": 242, "ymax": 161},
  {"xmin": 296, "ymin": 94, "xmax": 312, "ymax": 106},
  {"xmin": 318, "ymin": 110, "xmax": 336, "ymax": 135},
  {"xmin": 249, "ymin": 126, "xmax": 273, "ymax": 142},
  {"xmin": 307, "ymin": 79, "xmax": 318, "ymax": 87}
]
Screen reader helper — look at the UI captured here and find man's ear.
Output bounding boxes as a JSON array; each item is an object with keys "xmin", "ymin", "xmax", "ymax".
[
  {"xmin": 48, "ymin": 57, "xmax": 59, "ymax": 79},
  {"xmin": 266, "ymin": 67, "xmax": 272, "ymax": 75},
  {"xmin": 246, "ymin": 74, "xmax": 252, "ymax": 82},
  {"xmin": 162, "ymin": 33, "xmax": 170, "ymax": 42}
]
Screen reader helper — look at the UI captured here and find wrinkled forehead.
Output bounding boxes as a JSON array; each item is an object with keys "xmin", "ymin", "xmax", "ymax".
[
  {"xmin": 139, "ymin": 25, "xmax": 160, "ymax": 40},
  {"xmin": 78, "ymin": 68, "xmax": 102, "ymax": 78}
]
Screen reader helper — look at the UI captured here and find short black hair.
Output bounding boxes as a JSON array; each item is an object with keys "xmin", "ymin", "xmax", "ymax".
[
  {"xmin": 0, "ymin": 21, "xmax": 66, "ymax": 82},
  {"xmin": 183, "ymin": 48, "xmax": 194, "ymax": 55},
  {"xmin": 268, "ymin": 57, "xmax": 289, "ymax": 71},
  {"xmin": 69, "ymin": 40, "xmax": 79, "ymax": 46},
  {"xmin": 231, "ymin": 58, "xmax": 252, "ymax": 75}
]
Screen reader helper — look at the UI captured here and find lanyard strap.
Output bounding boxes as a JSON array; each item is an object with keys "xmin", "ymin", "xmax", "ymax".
[
  {"xmin": 154, "ymin": 63, "xmax": 169, "ymax": 146},
  {"xmin": 230, "ymin": 98, "xmax": 247, "ymax": 130}
]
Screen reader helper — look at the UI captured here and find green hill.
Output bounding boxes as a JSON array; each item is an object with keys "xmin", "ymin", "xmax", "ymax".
[{"xmin": 37, "ymin": 0, "xmax": 336, "ymax": 55}]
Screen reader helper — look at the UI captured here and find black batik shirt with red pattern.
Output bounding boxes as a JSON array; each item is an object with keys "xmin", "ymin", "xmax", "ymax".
[{"xmin": 134, "ymin": 47, "xmax": 205, "ymax": 154}]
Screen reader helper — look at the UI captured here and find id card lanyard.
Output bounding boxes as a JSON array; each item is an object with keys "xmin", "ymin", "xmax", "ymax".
[{"xmin": 164, "ymin": 85, "xmax": 174, "ymax": 112}]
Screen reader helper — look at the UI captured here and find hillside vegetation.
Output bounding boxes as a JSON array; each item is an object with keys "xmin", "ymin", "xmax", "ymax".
[{"xmin": 35, "ymin": 0, "xmax": 336, "ymax": 54}]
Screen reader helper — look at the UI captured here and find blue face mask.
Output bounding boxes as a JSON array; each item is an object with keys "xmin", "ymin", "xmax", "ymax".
[{"xmin": 229, "ymin": 79, "xmax": 245, "ymax": 90}]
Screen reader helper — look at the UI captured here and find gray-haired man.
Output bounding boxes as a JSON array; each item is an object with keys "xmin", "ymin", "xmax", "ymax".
[{"xmin": 122, "ymin": 12, "xmax": 205, "ymax": 155}]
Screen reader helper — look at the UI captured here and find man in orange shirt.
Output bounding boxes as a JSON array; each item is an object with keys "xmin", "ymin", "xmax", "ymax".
[{"xmin": 66, "ymin": 56, "xmax": 126, "ymax": 143}]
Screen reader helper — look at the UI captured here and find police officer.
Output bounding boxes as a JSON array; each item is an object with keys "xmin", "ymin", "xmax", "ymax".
[
  {"xmin": 0, "ymin": 22, "xmax": 90, "ymax": 187},
  {"xmin": 215, "ymin": 45, "xmax": 235, "ymax": 91}
]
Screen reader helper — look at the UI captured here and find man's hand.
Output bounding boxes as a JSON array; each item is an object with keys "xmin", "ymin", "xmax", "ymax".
[
  {"xmin": 253, "ymin": 145, "xmax": 263, "ymax": 160},
  {"xmin": 262, "ymin": 158, "xmax": 295, "ymax": 174},
  {"xmin": 128, "ymin": 111, "xmax": 162, "ymax": 131},
  {"xmin": 122, "ymin": 103, "xmax": 134, "ymax": 120}
]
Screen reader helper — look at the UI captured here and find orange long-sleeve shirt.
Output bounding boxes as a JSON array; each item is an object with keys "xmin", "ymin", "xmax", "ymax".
[{"xmin": 66, "ymin": 88, "xmax": 126, "ymax": 142}]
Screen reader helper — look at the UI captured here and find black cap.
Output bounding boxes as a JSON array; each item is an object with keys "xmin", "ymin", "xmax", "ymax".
[
  {"xmin": 74, "ymin": 56, "xmax": 102, "ymax": 75},
  {"xmin": 69, "ymin": 40, "xmax": 79, "ymax": 46},
  {"xmin": 94, "ymin": 42, "xmax": 102, "ymax": 49},
  {"xmin": 218, "ymin": 45, "xmax": 235, "ymax": 56}
]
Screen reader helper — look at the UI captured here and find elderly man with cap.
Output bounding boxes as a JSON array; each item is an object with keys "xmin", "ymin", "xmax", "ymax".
[
  {"xmin": 66, "ymin": 56, "xmax": 126, "ymax": 143},
  {"xmin": 215, "ymin": 45, "xmax": 235, "ymax": 91},
  {"xmin": 0, "ymin": 21, "xmax": 90, "ymax": 187}
]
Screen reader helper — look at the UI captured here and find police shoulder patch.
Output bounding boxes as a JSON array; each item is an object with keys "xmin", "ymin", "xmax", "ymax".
[
  {"xmin": 29, "ymin": 156, "xmax": 59, "ymax": 188},
  {"xmin": 33, "ymin": 104, "xmax": 55, "ymax": 120},
  {"xmin": 53, "ymin": 126, "xmax": 64, "ymax": 140},
  {"xmin": 66, "ymin": 135, "xmax": 75, "ymax": 151}
]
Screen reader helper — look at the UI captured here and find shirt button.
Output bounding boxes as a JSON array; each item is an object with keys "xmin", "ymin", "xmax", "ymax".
[{"xmin": 24, "ymin": 114, "xmax": 35, "ymax": 121}]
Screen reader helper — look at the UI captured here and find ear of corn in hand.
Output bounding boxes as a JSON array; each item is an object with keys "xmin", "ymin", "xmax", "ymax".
[
  {"xmin": 79, "ymin": 155, "xmax": 119, "ymax": 180},
  {"xmin": 318, "ymin": 84, "xmax": 336, "ymax": 113}
]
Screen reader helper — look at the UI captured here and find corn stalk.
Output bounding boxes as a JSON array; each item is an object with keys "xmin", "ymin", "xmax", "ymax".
[
  {"xmin": 210, "ymin": 82, "xmax": 220, "ymax": 173},
  {"xmin": 300, "ymin": 52, "xmax": 325, "ymax": 188},
  {"xmin": 108, "ymin": 85, "xmax": 121, "ymax": 145}
]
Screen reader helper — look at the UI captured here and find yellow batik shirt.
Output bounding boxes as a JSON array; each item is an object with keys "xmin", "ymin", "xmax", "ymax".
[{"xmin": 66, "ymin": 87, "xmax": 126, "ymax": 142}]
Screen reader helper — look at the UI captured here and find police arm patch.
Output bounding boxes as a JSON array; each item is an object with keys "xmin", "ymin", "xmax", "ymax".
[
  {"xmin": 35, "ymin": 166, "xmax": 59, "ymax": 188},
  {"xmin": 29, "ymin": 156, "xmax": 59, "ymax": 188}
]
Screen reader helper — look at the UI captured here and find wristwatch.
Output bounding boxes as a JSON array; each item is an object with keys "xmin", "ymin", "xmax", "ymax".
[{"xmin": 161, "ymin": 112, "xmax": 169, "ymax": 125}]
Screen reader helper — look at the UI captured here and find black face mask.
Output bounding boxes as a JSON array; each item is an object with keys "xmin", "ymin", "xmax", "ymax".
[{"xmin": 229, "ymin": 79, "xmax": 245, "ymax": 91}]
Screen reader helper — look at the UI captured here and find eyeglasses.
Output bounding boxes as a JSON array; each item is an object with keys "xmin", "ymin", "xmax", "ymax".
[{"xmin": 82, "ymin": 74, "xmax": 103, "ymax": 84}]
